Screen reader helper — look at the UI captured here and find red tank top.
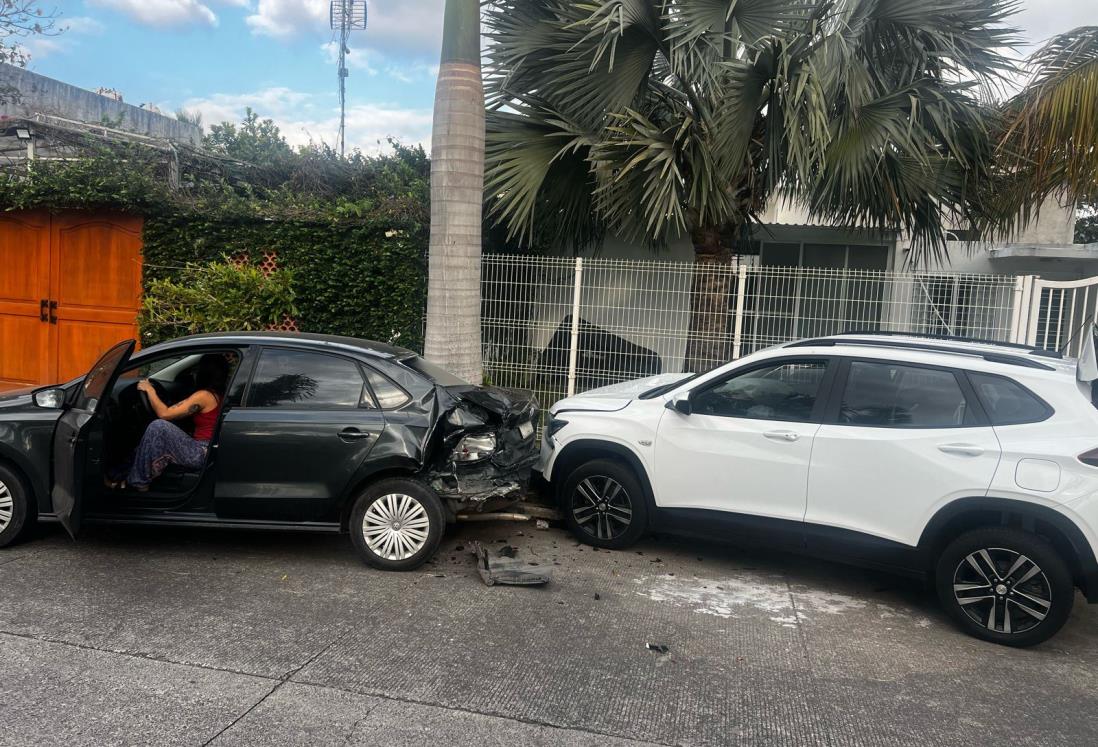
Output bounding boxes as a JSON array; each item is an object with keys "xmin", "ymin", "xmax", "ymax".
[{"xmin": 192, "ymin": 396, "xmax": 221, "ymax": 442}]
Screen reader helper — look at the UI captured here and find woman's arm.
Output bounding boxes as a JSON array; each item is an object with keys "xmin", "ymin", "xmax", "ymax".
[{"xmin": 136, "ymin": 380, "xmax": 215, "ymax": 421}]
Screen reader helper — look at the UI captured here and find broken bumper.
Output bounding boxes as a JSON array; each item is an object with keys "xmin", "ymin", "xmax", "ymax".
[{"xmin": 427, "ymin": 446, "xmax": 540, "ymax": 510}]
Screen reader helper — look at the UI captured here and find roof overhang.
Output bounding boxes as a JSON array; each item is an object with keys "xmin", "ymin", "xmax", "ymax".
[{"xmin": 989, "ymin": 244, "xmax": 1098, "ymax": 263}]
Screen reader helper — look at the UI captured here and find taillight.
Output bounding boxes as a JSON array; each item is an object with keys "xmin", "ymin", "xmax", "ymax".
[{"xmin": 1079, "ymin": 448, "xmax": 1098, "ymax": 467}]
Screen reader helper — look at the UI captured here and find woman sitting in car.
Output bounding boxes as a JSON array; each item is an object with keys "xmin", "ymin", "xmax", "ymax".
[{"xmin": 106, "ymin": 354, "xmax": 229, "ymax": 492}]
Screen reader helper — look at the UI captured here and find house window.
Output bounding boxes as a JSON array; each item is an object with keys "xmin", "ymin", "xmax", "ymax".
[{"xmin": 759, "ymin": 242, "xmax": 890, "ymax": 271}]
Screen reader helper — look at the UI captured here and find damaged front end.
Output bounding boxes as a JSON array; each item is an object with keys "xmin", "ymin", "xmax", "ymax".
[{"xmin": 426, "ymin": 385, "xmax": 540, "ymax": 513}]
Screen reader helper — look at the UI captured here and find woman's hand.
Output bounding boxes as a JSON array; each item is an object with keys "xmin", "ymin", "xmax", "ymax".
[{"xmin": 136, "ymin": 379, "xmax": 154, "ymax": 395}]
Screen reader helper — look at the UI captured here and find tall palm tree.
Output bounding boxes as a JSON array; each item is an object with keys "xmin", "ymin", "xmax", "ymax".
[
  {"xmin": 425, "ymin": 0, "xmax": 484, "ymax": 383},
  {"xmin": 483, "ymin": 0, "xmax": 1016, "ymax": 371},
  {"xmin": 991, "ymin": 26, "xmax": 1098, "ymax": 234}
]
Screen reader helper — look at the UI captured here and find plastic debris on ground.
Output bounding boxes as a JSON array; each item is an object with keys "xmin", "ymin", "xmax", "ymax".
[{"xmin": 470, "ymin": 541, "xmax": 552, "ymax": 586}]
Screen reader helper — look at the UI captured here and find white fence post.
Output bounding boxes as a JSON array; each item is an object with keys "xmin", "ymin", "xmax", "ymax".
[
  {"xmin": 731, "ymin": 263, "xmax": 748, "ymax": 361},
  {"xmin": 566, "ymin": 257, "xmax": 583, "ymax": 397},
  {"xmin": 1025, "ymin": 276, "xmax": 1044, "ymax": 346},
  {"xmin": 1010, "ymin": 275, "xmax": 1028, "ymax": 343}
]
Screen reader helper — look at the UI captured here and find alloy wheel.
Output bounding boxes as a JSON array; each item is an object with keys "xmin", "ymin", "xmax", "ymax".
[
  {"xmin": 953, "ymin": 547, "xmax": 1053, "ymax": 635},
  {"xmin": 362, "ymin": 493, "xmax": 431, "ymax": 561},
  {"xmin": 0, "ymin": 480, "xmax": 11, "ymax": 533},
  {"xmin": 571, "ymin": 475, "xmax": 633, "ymax": 541}
]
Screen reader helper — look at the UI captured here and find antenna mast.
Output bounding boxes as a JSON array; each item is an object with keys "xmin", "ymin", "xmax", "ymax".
[{"xmin": 329, "ymin": 0, "xmax": 367, "ymax": 157}]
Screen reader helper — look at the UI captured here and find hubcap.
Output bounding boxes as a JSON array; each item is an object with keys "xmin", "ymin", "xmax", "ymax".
[
  {"xmin": 953, "ymin": 547, "xmax": 1052, "ymax": 635},
  {"xmin": 572, "ymin": 475, "xmax": 632, "ymax": 541},
  {"xmin": 0, "ymin": 480, "xmax": 11, "ymax": 533},
  {"xmin": 362, "ymin": 493, "xmax": 430, "ymax": 561}
]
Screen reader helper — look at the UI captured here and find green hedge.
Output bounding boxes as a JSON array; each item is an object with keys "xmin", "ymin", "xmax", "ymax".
[{"xmin": 143, "ymin": 215, "xmax": 426, "ymax": 350}]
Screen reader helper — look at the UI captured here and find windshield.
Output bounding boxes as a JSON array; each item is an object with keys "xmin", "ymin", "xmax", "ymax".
[
  {"xmin": 401, "ymin": 355, "xmax": 470, "ymax": 387},
  {"xmin": 638, "ymin": 373, "xmax": 701, "ymax": 400}
]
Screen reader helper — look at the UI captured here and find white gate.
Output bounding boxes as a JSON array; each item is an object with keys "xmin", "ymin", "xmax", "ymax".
[{"xmin": 1023, "ymin": 276, "xmax": 1098, "ymax": 358}]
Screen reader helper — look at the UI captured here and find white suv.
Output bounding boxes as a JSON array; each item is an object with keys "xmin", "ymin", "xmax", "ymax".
[{"xmin": 538, "ymin": 333, "xmax": 1098, "ymax": 646}]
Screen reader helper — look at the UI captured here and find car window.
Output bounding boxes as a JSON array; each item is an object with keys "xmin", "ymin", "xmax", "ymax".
[
  {"xmin": 692, "ymin": 360, "xmax": 828, "ymax": 421},
  {"xmin": 839, "ymin": 361, "xmax": 973, "ymax": 427},
  {"xmin": 247, "ymin": 349, "xmax": 364, "ymax": 409},
  {"xmin": 400, "ymin": 355, "xmax": 469, "ymax": 386},
  {"xmin": 118, "ymin": 354, "xmax": 193, "ymax": 382},
  {"xmin": 969, "ymin": 372, "xmax": 1051, "ymax": 425},
  {"xmin": 362, "ymin": 365, "xmax": 411, "ymax": 409}
]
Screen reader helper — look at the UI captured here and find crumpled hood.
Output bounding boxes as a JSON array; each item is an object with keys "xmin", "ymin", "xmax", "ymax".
[
  {"xmin": 551, "ymin": 373, "xmax": 693, "ymax": 413},
  {"xmin": 447, "ymin": 386, "xmax": 538, "ymax": 425}
]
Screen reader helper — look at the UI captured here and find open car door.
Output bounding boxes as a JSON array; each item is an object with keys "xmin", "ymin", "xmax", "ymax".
[{"xmin": 52, "ymin": 339, "xmax": 135, "ymax": 537}]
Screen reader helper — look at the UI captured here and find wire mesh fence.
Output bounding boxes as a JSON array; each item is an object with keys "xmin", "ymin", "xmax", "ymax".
[{"xmin": 482, "ymin": 254, "xmax": 1024, "ymax": 419}]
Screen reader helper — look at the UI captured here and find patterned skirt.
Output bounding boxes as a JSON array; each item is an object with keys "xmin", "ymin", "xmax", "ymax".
[{"xmin": 120, "ymin": 419, "xmax": 208, "ymax": 488}]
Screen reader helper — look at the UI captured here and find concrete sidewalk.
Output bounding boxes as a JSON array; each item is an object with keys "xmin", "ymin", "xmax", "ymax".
[{"xmin": 1, "ymin": 521, "xmax": 1096, "ymax": 745}]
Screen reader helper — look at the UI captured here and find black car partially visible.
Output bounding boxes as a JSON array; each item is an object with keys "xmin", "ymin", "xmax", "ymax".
[{"xmin": 0, "ymin": 332, "xmax": 539, "ymax": 570}]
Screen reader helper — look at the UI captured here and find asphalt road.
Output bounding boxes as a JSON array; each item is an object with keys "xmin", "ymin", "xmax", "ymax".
[{"xmin": 1, "ymin": 519, "xmax": 1096, "ymax": 746}]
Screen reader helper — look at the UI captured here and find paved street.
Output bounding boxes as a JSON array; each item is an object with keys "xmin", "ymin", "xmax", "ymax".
[{"xmin": 1, "ymin": 518, "xmax": 1097, "ymax": 746}]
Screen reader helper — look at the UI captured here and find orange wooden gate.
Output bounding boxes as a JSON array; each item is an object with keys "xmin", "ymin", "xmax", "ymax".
[{"xmin": 0, "ymin": 210, "xmax": 142, "ymax": 392}]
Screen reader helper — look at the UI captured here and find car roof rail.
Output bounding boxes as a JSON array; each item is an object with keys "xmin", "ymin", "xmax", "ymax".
[
  {"xmin": 786, "ymin": 337, "xmax": 1057, "ymax": 371},
  {"xmin": 836, "ymin": 329, "xmax": 1063, "ymax": 359}
]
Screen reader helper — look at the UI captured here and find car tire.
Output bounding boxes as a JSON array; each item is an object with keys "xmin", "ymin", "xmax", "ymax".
[
  {"xmin": 349, "ymin": 478, "xmax": 445, "ymax": 571},
  {"xmin": 561, "ymin": 458, "xmax": 648, "ymax": 550},
  {"xmin": 0, "ymin": 464, "xmax": 35, "ymax": 548},
  {"xmin": 935, "ymin": 527, "xmax": 1074, "ymax": 647}
]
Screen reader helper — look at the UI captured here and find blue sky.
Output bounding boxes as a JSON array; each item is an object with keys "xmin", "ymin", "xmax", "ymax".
[{"xmin": 20, "ymin": 0, "xmax": 1095, "ymax": 154}]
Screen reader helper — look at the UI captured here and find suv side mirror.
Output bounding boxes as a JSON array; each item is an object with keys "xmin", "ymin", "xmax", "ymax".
[
  {"xmin": 33, "ymin": 387, "xmax": 66, "ymax": 409},
  {"xmin": 666, "ymin": 395, "xmax": 692, "ymax": 416}
]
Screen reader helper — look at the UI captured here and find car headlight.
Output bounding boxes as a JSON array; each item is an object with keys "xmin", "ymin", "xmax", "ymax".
[
  {"xmin": 452, "ymin": 433, "xmax": 496, "ymax": 463},
  {"xmin": 546, "ymin": 417, "xmax": 569, "ymax": 445}
]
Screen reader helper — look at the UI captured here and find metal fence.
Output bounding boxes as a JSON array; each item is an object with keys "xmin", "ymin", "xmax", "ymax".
[
  {"xmin": 481, "ymin": 254, "xmax": 1029, "ymax": 418},
  {"xmin": 1021, "ymin": 276, "xmax": 1098, "ymax": 359}
]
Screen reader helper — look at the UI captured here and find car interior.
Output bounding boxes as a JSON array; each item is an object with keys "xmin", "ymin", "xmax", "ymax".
[{"xmin": 91, "ymin": 349, "xmax": 242, "ymax": 508}]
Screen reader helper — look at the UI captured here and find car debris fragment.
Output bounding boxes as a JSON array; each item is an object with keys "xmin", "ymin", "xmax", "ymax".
[{"xmin": 470, "ymin": 541, "xmax": 552, "ymax": 586}]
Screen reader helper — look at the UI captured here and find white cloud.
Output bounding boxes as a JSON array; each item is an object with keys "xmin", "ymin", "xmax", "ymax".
[
  {"xmin": 246, "ymin": 0, "xmax": 444, "ymax": 58},
  {"xmin": 60, "ymin": 17, "xmax": 107, "ymax": 35},
  {"xmin": 21, "ymin": 15, "xmax": 106, "ymax": 61},
  {"xmin": 181, "ymin": 87, "xmax": 433, "ymax": 153},
  {"xmin": 87, "ymin": 0, "xmax": 246, "ymax": 29}
]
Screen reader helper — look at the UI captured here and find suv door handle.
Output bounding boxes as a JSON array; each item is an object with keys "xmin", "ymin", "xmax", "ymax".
[
  {"xmin": 938, "ymin": 443, "xmax": 984, "ymax": 457},
  {"xmin": 338, "ymin": 428, "xmax": 373, "ymax": 442},
  {"xmin": 763, "ymin": 430, "xmax": 800, "ymax": 442}
]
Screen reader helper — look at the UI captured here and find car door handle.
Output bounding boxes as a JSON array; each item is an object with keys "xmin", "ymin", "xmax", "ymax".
[
  {"xmin": 338, "ymin": 428, "xmax": 373, "ymax": 442},
  {"xmin": 938, "ymin": 443, "xmax": 984, "ymax": 457},
  {"xmin": 763, "ymin": 430, "xmax": 800, "ymax": 442}
]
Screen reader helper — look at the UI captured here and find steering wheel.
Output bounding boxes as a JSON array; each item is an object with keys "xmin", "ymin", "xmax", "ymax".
[{"xmin": 138, "ymin": 379, "xmax": 170, "ymax": 417}]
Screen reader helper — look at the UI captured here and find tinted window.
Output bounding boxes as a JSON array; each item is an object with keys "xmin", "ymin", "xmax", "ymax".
[
  {"xmin": 362, "ymin": 366, "xmax": 411, "ymax": 409},
  {"xmin": 969, "ymin": 373, "xmax": 1050, "ymax": 425},
  {"xmin": 692, "ymin": 360, "xmax": 828, "ymax": 421},
  {"xmin": 840, "ymin": 362, "xmax": 971, "ymax": 427},
  {"xmin": 247, "ymin": 349, "xmax": 364, "ymax": 408}
]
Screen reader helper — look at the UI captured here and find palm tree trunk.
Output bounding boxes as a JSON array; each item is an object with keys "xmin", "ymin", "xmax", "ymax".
[
  {"xmin": 683, "ymin": 225, "xmax": 734, "ymax": 374},
  {"xmin": 424, "ymin": 0, "xmax": 484, "ymax": 383}
]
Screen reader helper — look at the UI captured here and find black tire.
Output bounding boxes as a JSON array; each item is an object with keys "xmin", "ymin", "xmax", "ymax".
[
  {"xmin": 349, "ymin": 478, "xmax": 445, "ymax": 571},
  {"xmin": 0, "ymin": 464, "xmax": 35, "ymax": 548},
  {"xmin": 935, "ymin": 527, "xmax": 1074, "ymax": 647},
  {"xmin": 561, "ymin": 458, "xmax": 648, "ymax": 550}
]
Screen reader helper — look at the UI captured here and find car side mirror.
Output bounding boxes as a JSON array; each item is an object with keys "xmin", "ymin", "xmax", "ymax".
[
  {"xmin": 33, "ymin": 388, "xmax": 66, "ymax": 409},
  {"xmin": 666, "ymin": 395, "xmax": 692, "ymax": 416}
]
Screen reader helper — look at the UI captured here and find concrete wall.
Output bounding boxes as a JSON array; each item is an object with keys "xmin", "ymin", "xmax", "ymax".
[{"xmin": 0, "ymin": 64, "xmax": 201, "ymax": 145}]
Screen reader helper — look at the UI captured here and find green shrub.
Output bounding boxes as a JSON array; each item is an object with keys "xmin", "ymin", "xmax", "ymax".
[{"xmin": 139, "ymin": 259, "xmax": 298, "ymax": 346}]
